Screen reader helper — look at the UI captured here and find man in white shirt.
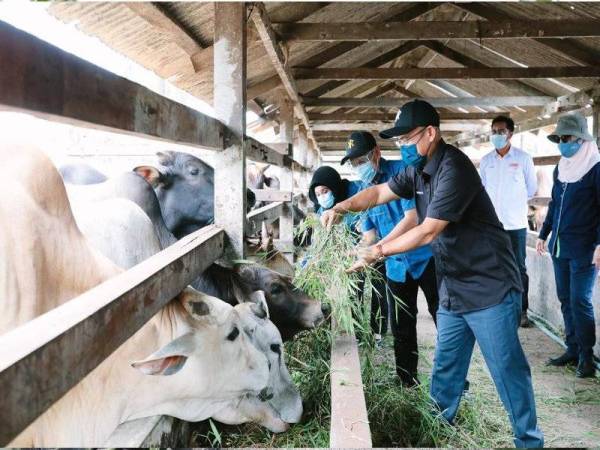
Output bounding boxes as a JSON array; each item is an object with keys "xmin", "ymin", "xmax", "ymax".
[{"xmin": 480, "ymin": 115, "xmax": 537, "ymax": 327}]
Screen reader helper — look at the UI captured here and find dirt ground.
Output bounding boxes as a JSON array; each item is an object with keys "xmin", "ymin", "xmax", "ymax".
[{"xmin": 390, "ymin": 295, "xmax": 600, "ymax": 448}]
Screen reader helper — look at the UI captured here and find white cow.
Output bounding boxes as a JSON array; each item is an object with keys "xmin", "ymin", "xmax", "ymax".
[
  {"xmin": 0, "ymin": 144, "xmax": 273, "ymax": 446},
  {"xmin": 69, "ymin": 196, "xmax": 303, "ymax": 430}
]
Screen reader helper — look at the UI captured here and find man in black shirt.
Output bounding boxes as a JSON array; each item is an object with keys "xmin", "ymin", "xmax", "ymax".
[{"xmin": 321, "ymin": 100, "xmax": 543, "ymax": 448}]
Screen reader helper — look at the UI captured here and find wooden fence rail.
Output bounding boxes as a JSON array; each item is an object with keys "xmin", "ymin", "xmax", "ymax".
[{"xmin": 0, "ymin": 226, "xmax": 224, "ymax": 445}]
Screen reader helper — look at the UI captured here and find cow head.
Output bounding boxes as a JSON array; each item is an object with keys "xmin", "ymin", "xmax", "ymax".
[
  {"xmin": 235, "ymin": 292, "xmax": 303, "ymax": 428},
  {"xmin": 130, "ymin": 287, "xmax": 271, "ymax": 420},
  {"xmin": 234, "ymin": 265, "xmax": 326, "ymax": 340},
  {"xmin": 134, "ymin": 151, "xmax": 256, "ymax": 239}
]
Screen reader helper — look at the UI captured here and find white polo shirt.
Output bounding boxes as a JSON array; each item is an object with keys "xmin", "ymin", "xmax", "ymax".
[{"xmin": 479, "ymin": 145, "xmax": 537, "ymax": 231}]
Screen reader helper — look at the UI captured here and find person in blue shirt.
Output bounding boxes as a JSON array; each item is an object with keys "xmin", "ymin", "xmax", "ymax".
[
  {"xmin": 536, "ymin": 113, "xmax": 600, "ymax": 378},
  {"xmin": 309, "ymin": 165, "xmax": 388, "ymax": 344},
  {"xmin": 340, "ymin": 131, "xmax": 439, "ymax": 387}
]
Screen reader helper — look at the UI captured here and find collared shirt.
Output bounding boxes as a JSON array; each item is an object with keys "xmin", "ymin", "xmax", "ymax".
[
  {"xmin": 388, "ymin": 140, "xmax": 522, "ymax": 313},
  {"xmin": 479, "ymin": 145, "xmax": 537, "ymax": 230},
  {"xmin": 359, "ymin": 158, "xmax": 433, "ymax": 283}
]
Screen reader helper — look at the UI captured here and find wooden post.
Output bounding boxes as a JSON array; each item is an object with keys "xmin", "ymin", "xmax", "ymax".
[
  {"xmin": 213, "ymin": 2, "xmax": 247, "ymax": 259},
  {"xmin": 279, "ymin": 93, "xmax": 295, "ymax": 263}
]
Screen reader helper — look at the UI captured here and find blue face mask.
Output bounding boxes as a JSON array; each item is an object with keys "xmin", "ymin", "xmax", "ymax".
[
  {"xmin": 558, "ymin": 140, "xmax": 582, "ymax": 158},
  {"xmin": 400, "ymin": 144, "xmax": 427, "ymax": 169},
  {"xmin": 490, "ymin": 134, "xmax": 508, "ymax": 150},
  {"xmin": 355, "ymin": 161, "xmax": 376, "ymax": 184},
  {"xmin": 317, "ymin": 191, "xmax": 334, "ymax": 209}
]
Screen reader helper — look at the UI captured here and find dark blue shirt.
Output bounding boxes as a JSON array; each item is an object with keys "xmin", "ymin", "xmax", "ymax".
[
  {"xmin": 539, "ymin": 162, "xmax": 600, "ymax": 260},
  {"xmin": 359, "ymin": 158, "xmax": 433, "ymax": 283}
]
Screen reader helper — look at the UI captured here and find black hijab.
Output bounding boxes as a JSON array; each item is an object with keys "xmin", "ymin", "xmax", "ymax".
[{"xmin": 308, "ymin": 166, "xmax": 352, "ymax": 212}]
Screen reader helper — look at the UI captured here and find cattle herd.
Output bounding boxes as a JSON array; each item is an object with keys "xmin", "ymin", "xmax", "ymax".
[{"xmin": 1, "ymin": 144, "xmax": 326, "ymax": 446}]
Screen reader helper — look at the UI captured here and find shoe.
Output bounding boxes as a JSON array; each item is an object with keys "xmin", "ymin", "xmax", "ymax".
[
  {"xmin": 547, "ymin": 352, "xmax": 578, "ymax": 367},
  {"xmin": 520, "ymin": 314, "xmax": 533, "ymax": 328},
  {"xmin": 576, "ymin": 358, "xmax": 596, "ymax": 378}
]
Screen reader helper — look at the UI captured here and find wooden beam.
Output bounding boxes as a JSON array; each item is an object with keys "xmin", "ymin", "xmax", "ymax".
[
  {"xmin": 276, "ymin": 20, "xmax": 600, "ymax": 41},
  {"xmin": 304, "ymin": 96, "xmax": 554, "ymax": 108},
  {"xmin": 248, "ymin": 2, "xmax": 439, "ymax": 100},
  {"xmin": 246, "ymin": 137, "xmax": 293, "ymax": 168},
  {"xmin": 295, "ymin": 66, "xmax": 600, "ymax": 81},
  {"xmin": 246, "ymin": 202, "xmax": 285, "ymax": 235},
  {"xmin": 330, "ymin": 331, "xmax": 372, "ymax": 448},
  {"xmin": 253, "ymin": 189, "xmax": 293, "ymax": 202},
  {"xmin": 214, "ymin": 2, "xmax": 247, "ymax": 259},
  {"xmin": 0, "ymin": 21, "xmax": 224, "ymax": 149},
  {"xmin": 278, "ymin": 94, "xmax": 295, "ymax": 263},
  {"xmin": 455, "ymin": 3, "xmax": 600, "ymax": 67},
  {"xmin": 313, "ymin": 122, "xmax": 480, "ymax": 132},
  {"xmin": 309, "ymin": 111, "xmax": 510, "ymax": 121},
  {"xmin": 124, "ymin": 3, "xmax": 203, "ymax": 62},
  {"xmin": 304, "ymin": 41, "xmax": 422, "ymax": 99},
  {"xmin": 0, "ymin": 226, "xmax": 224, "ymax": 445},
  {"xmin": 250, "ymin": 2, "xmax": 319, "ymax": 152},
  {"xmin": 419, "ymin": 40, "xmax": 552, "ymax": 97}
]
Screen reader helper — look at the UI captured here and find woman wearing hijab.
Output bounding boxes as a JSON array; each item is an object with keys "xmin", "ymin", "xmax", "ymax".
[
  {"xmin": 309, "ymin": 166, "xmax": 388, "ymax": 345},
  {"xmin": 536, "ymin": 113, "xmax": 600, "ymax": 378}
]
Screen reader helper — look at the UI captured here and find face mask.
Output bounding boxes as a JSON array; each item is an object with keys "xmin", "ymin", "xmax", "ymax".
[
  {"xmin": 400, "ymin": 144, "xmax": 427, "ymax": 169},
  {"xmin": 354, "ymin": 161, "xmax": 376, "ymax": 184},
  {"xmin": 317, "ymin": 191, "xmax": 334, "ymax": 209},
  {"xmin": 558, "ymin": 140, "xmax": 582, "ymax": 158},
  {"xmin": 490, "ymin": 134, "xmax": 508, "ymax": 150}
]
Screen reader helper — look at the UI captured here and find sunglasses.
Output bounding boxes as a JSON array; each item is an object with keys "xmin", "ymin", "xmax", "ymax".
[{"xmin": 549, "ymin": 135, "xmax": 576, "ymax": 144}]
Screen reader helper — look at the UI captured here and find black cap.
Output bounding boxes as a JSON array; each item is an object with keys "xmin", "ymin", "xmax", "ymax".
[
  {"xmin": 380, "ymin": 99, "xmax": 440, "ymax": 139},
  {"xmin": 341, "ymin": 131, "xmax": 377, "ymax": 165}
]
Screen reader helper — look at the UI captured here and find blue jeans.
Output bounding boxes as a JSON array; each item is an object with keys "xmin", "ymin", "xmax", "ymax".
[
  {"xmin": 552, "ymin": 253, "xmax": 597, "ymax": 360},
  {"xmin": 430, "ymin": 290, "xmax": 543, "ymax": 448},
  {"xmin": 507, "ymin": 228, "xmax": 529, "ymax": 312}
]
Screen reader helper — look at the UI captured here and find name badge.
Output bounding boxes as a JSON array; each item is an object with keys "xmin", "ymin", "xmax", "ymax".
[{"xmin": 416, "ymin": 191, "xmax": 424, "ymax": 195}]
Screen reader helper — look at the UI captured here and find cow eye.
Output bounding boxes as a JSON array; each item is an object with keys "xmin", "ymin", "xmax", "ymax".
[
  {"xmin": 270, "ymin": 284, "xmax": 283, "ymax": 295},
  {"xmin": 270, "ymin": 343, "xmax": 281, "ymax": 355},
  {"xmin": 189, "ymin": 167, "xmax": 199, "ymax": 176},
  {"xmin": 226, "ymin": 326, "xmax": 239, "ymax": 341}
]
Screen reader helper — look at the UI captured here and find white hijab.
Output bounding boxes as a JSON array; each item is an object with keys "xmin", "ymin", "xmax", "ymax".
[{"xmin": 558, "ymin": 140, "xmax": 600, "ymax": 183}]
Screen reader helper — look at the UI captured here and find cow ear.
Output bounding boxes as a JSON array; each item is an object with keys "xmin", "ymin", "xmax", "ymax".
[
  {"xmin": 133, "ymin": 165, "xmax": 162, "ymax": 187},
  {"xmin": 248, "ymin": 290, "xmax": 270, "ymax": 319},
  {"xmin": 131, "ymin": 332, "xmax": 195, "ymax": 376},
  {"xmin": 178, "ymin": 287, "xmax": 227, "ymax": 323},
  {"xmin": 157, "ymin": 151, "xmax": 175, "ymax": 167}
]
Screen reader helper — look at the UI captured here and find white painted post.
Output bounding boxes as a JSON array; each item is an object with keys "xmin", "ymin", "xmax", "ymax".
[
  {"xmin": 213, "ymin": 2, "xmax": 247, "ymax": 259},
  {"xmin": 279, "ymin": 93, "xmax": 295, "ymax": 263}
]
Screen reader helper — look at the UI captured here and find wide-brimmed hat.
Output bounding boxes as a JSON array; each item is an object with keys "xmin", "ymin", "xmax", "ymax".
[{"xmin": 547, "ymin": 113, "xmax": 593, "ymax": 143}]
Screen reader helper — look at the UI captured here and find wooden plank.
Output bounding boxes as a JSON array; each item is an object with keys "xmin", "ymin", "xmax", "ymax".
[
  {"xmin": 246, "ymin": 137, "xmax": 293, "ymax": 168},
  {"xmin": 295, "ymin": 66, "xmax": 600, "ymax": 81},
  {"xmin": 251, "ymin": 3, "xmax": 439, "ymax": 100},
  {"xmin": 213, "ymin": 2, "xmax": 247, "ymax": 260},
  {"xmin": 276, "ymin": 20, "xmax": 600, "ymax": 41},
  {"xmin": 278, "ymin": 94, "xmax": 295, "ymax": 263},
  {"xmin": 304, "ymin": 96, "xmax": 553, "ymax": 108},
  {"xmin": 246, "ymin": 202, "xmax": 285, "ymax": 236},
  {"xmin": 253, "ymin": 189, "xmax": 293, "ymax": 202},
  {"xmin": 250, "ymin": 2, "xmax": 319, "ymax": 153},
  {"xmin": 0, "ymin": 21, "xmax": 224, "ymax": 150},
  {"xmin": 330, "ymin": 332, "xmax": 372, "ymax": 448},
  {"xmin": 309, "ymin": 111, "xmax": 509, "ymax": 121},
  {"xmin": 0, "ymin": 226, "xmax": 224, "ymax": 445}
]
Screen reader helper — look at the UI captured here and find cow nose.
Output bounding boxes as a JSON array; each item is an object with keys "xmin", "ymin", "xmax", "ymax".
[
  {"xmin": 258, "ymin": 387, "xmax": 274, "ymax": 402},
  {"xmin": 321, "ymin": 303, "xmax": 331, "ymax": 316}
]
